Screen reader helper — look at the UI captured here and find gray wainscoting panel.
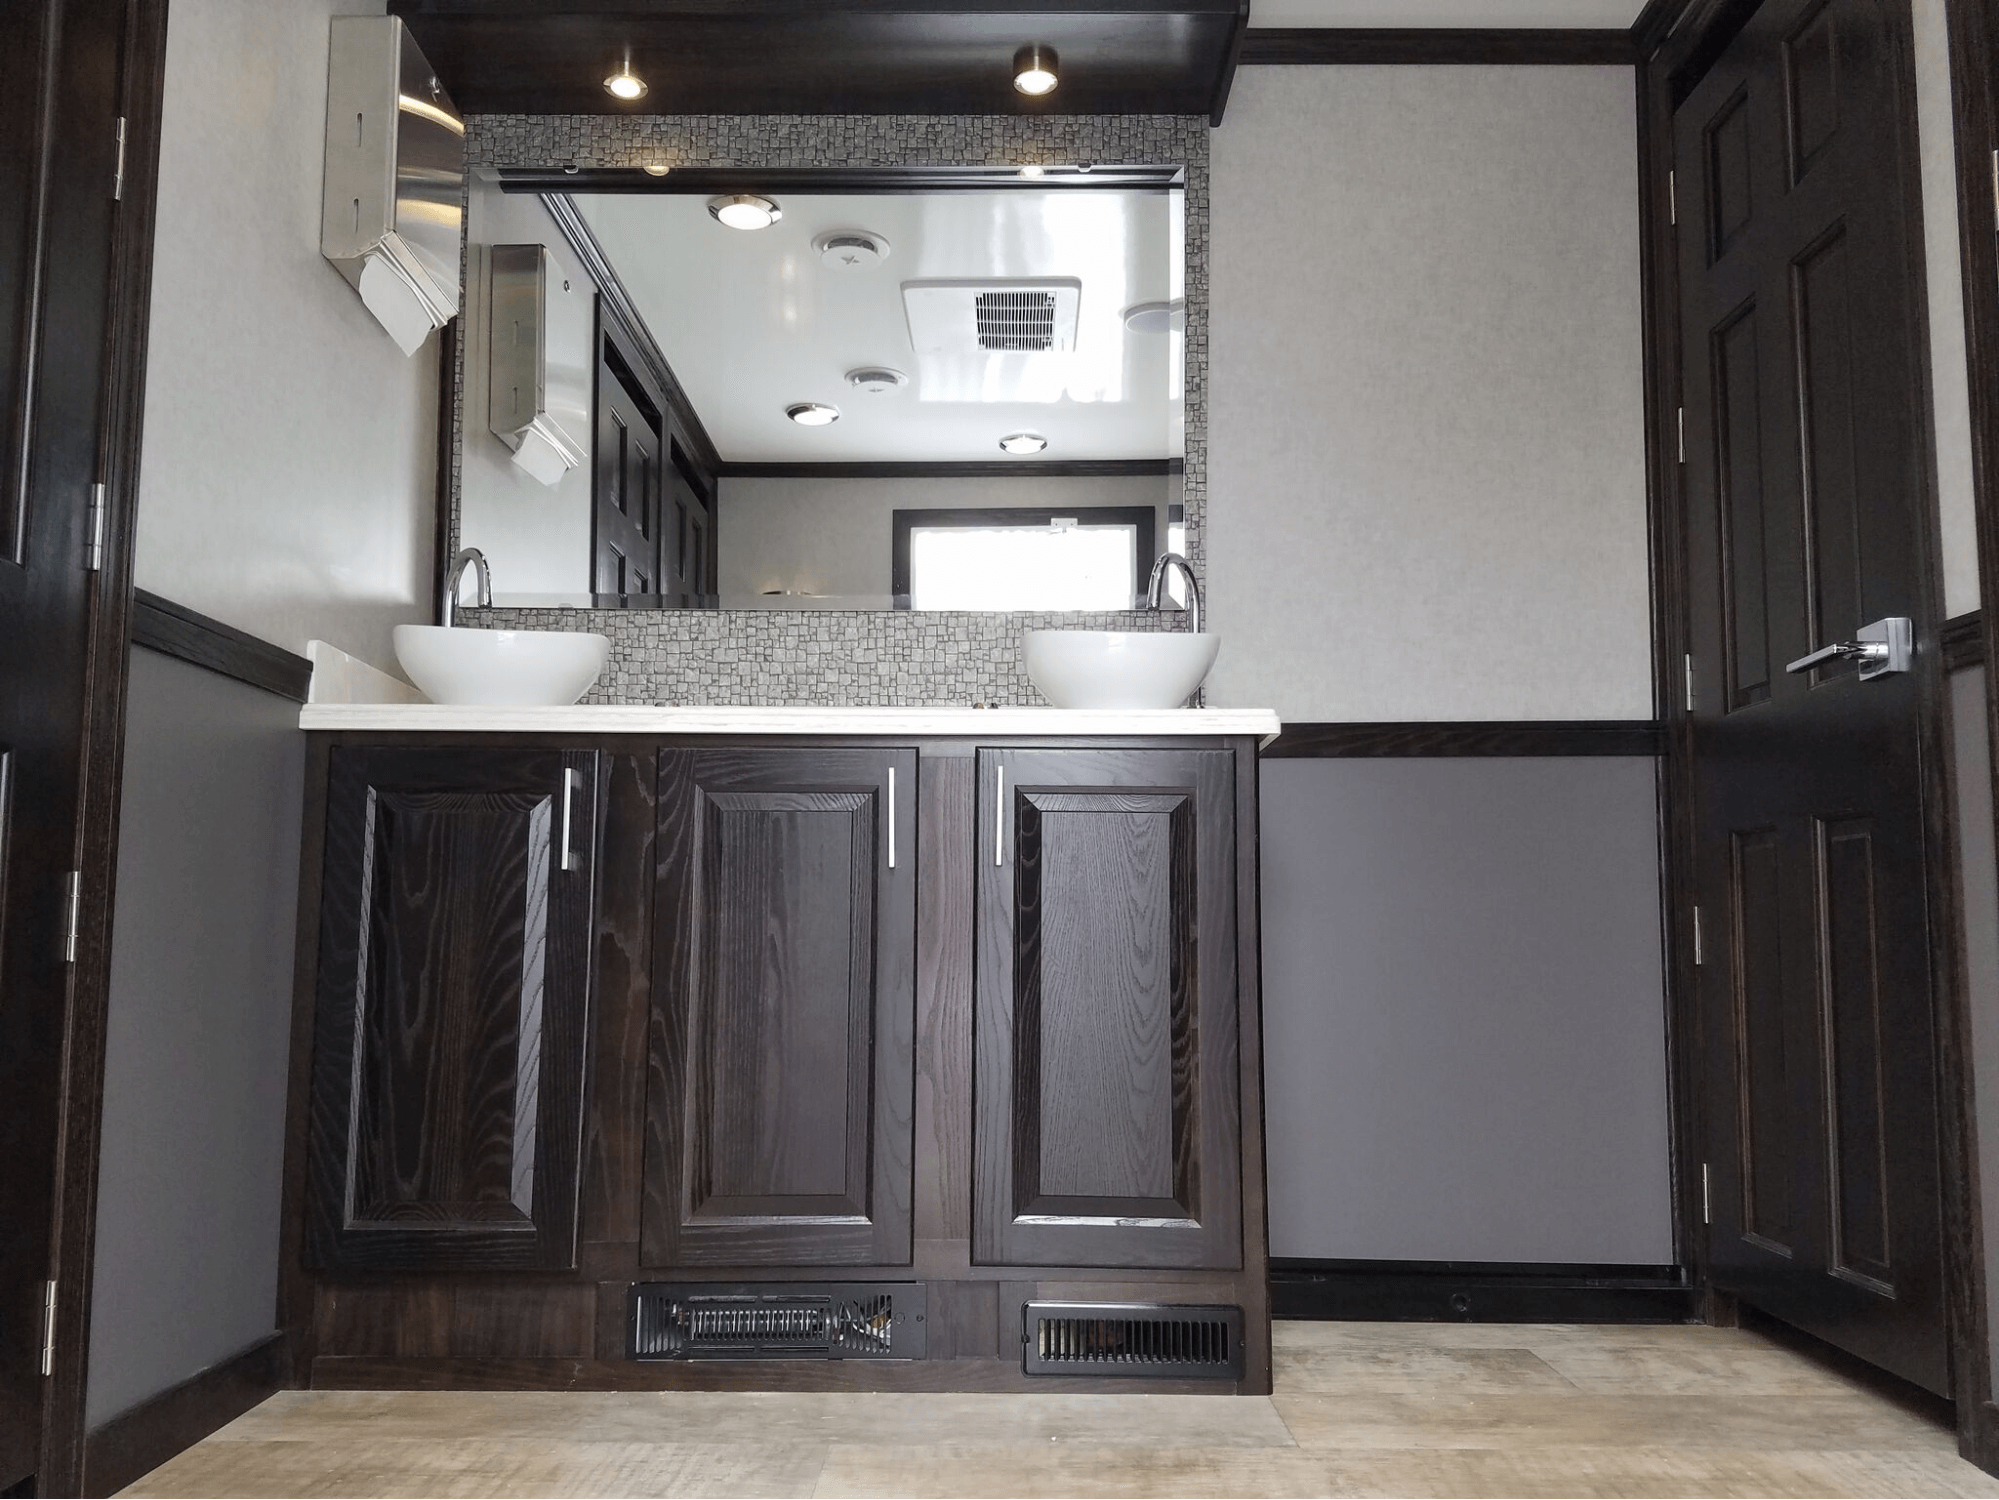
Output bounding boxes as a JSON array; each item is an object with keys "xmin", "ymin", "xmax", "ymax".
[
  {"xmin": 85, "ymin": 650, "xmax": 305, "ymax": 1426},
  {"xmin": 1260, "ymin": 756, "xmax": 1672, "ymax": 1265}
]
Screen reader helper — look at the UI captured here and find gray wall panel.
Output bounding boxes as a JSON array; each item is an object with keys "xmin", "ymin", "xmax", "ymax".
[
  {"xmin": 1948, "ymin": 667, "xmax": 1999, "ymax": 1389},
  {"xmin": 85, "ymin": 650, "xmax": 304, "ymax": 1425},
  {"xmin": 1261, "ymin": 756, "xmax": 1673, "ymax": 1264}
]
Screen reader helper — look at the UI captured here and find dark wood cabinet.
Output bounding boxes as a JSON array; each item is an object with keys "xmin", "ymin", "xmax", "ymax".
[
  {"xmin": 306, "ymin": 745, "xmax": 599, "ymax": 1270},
  {"xmin": 973, "ymin": 747, "xmax": 1241, "ymax": 1269},
  {"xmin": 641, "ymin": 746, "xmax": 918, "ymax": 1267}
]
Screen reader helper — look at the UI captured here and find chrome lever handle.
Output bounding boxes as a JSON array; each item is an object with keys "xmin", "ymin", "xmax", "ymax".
[
  {"xmin": 1783, "ymin": 617, "xmax": 1913, "ymax": 681},
  {"xmin": 560, "ymin": 767, "xmax": 581, "ymax": 872}
]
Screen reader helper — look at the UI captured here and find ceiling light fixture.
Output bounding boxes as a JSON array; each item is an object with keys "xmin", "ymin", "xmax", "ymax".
[
  {"xmin": 641, "ymin": 162, "xmax": 671, "ymax": 177},
  {"xmin": 846, "ymin": 367, "xmax": 908, "ymax": 394},
  {"xmin": 708, "ymin": 193, "xmax": 783, "ymax": 231},
  {"xmin": 1123, "ymin": 300, "xmax": 1183, "ymax": 334},
  {"xmin": 1018, "ymin": 164, "xmax": 1046, "ymax": 179},
  {"xmin": 603, "ymin": 50, "xmax": 647, "ymax": 101},
  {"xmin": 999, "ymin": 432, "xmax": 1048, "ymax": 455},
  {"xmin": 1013, "ymin": 44, "xmax": 1059, "ymax": 97},
  {"xmin": 786, "ymin": 402, "xmax": 840, "ymax": 427}
]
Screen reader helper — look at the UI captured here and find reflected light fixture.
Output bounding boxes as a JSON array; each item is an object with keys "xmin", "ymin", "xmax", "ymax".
[
  {"xmin": 1013, "ymin": 44, "xmax": 1059, "ymax": 96},
  {"xmin": 1018, "ymin": 163, "xmax": 1046, "ymax": 179},
  {"xmin": 999, "ymin": 432, "xmax": 1048, "ymax": 454},
  {"xmin": 709, "ymin": 193, "xmax": 783, "ymax": 230},
  {"xmin": 641, "ymin": 162, "xmax": 671, "ymax": 177},
  {"xmin": 786, "ymin": 402, "xmax": 840, "ymax": 427},
  {"xmin": 603, "ymin": 50, "xmax": 647, "ymax": 101}
]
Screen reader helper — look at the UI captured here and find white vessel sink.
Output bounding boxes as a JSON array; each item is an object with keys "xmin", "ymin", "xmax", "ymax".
[
  {"xmin": 394, "ymin": 624, "xmax": 610, "ymax": 706},
  {"xmin": 1023, "ymin": 629, "xmax": 1221, "ymax": 710}
]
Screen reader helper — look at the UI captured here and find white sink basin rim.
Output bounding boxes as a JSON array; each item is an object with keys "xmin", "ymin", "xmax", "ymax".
[
  {"xmin": 394, "ymin": 624, "xmax": 610, "ymax": 706},
  {"xmin": 1023, "ymin": 629, "xmax": 1220, "ymax": 710}
]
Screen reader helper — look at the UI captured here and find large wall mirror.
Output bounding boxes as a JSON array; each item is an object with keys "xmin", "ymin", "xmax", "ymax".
[{"xmin": 457, "ymin": 166, "xmax": 1187, "ymax": 612}]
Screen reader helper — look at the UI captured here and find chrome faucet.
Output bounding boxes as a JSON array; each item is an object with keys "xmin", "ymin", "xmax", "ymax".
[
  {"xmin": 1146, "ymin": 552, "xmax": 1202, "ymax": 635},
  {"xmin": 441, "ymin": 547, "xmax": 492, "ymax": 626}
]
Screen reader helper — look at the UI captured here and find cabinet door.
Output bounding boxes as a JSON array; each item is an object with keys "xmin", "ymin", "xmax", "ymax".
[
  {"xmin": 974, "ymin": 747, "xmax": 1240, "ymax": 1269},
  {"xmin": 642, "ymin": 747, "xmax": 916, "ymax": 1266},
  {"xmin": 307, "ymin": 746, "xmax": 598, "ymax": 1270}
]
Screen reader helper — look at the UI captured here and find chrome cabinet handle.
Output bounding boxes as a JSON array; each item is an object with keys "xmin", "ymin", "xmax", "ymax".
[
  {"xmin": 887, "ymin": 766, "xmax": 896, "ymax": 871},
  {"xmin": 995, "ymin": 765, "xmax": 1005, "ymax": 867},
  {"xmin": 1784, "ymin": 617, "xmax": 1912, "ymax": 681},
  {"xmin": 561, "ymin": 767, "xmax": 580, "ymax": 872}
]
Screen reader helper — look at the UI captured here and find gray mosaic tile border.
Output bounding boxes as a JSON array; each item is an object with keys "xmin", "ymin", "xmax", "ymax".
[{"xmin": 455, "ymin": 113, "xmax": 1208, "ymax": 706}]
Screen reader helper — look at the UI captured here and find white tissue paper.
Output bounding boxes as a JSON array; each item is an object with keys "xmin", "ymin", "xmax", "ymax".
[{"xmin": 358, "ymin": 251, "xmax": 438, "ymax": 356}]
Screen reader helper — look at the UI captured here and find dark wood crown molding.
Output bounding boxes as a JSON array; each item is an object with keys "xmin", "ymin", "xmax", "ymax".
[
  {"xmin": 1263, "ymin": 720, "xmax": 1667, "ymax": 759},
  {"xmin": 715, "ymin": 459, "xmax": 1181, "ymax": 481},
  {"xmin": 1238, "ymin": 28, "xmax": 1639, "ymax": 67},
  {"xmin": 130, "ymin": 591, "xmax": 313, "ymax": 704},
  {"xmin": 501, "ymin": 165, "xmax": 1185, "ymax": 196}
]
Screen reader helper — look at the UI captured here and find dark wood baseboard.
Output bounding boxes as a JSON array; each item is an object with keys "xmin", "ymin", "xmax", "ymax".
[
  {"xmin": 1944, "ymin": 611, "xmax": 1985, "ymax": 673},
  {"xmin": 1271, "ymin": 1260, "xmax": 1694, "ymax": 1324},
  {"xmin": 1238, "ymin": 28, "xmax": 1639, "ymax": 66},
  {"xmin": 1262, "ymin": 720, "xmax": 1666, "ymax": 759},
  {"xmin": 82, "ymin": 1332, "xmax": 284, "ymax": 1498},
  {"xmin": 130, "ymin": 591, "xmax": 312, "ymax": 703}
]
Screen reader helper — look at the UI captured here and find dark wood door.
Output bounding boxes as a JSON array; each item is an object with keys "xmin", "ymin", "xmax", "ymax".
[
  {"xmin": 973, "ymin": 747, "xmax": 1241, "ymax": 1269},
  {"xmin": 593, "ymin": 337, "xmax": 663, "ymax": 598},
  {"xmin": 643, "ymin": 747, "xmax": 916, "ymax": 1267},
  {"xmin": 666, "ymin": 444, "xmax": 716, "ymax": 609},
  {"xmin": 0, "ymin": 0, "xmax": 127, "ymax": 1484},
  {"xmin": 307, "ymin": 746, "xmax": 599, "ymax": 1270},
  {"xmin": 1677, "ymin": 0, "xmax": 1947, "ymax": 1393}
]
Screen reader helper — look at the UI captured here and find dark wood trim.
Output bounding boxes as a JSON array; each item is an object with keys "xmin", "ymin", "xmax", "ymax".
[
  {"xmin": 889, "ymin": 505, "xmax": 1155, "ymax": 609},
  {"xmin": 1237, "ymin": 28, "xmax": 1638, "ymax": 67},
  {"xmin": 129, "ymin": 591, "xmax": 313, "ymax": 703},
  {"xmin": 1208, "ymin": 0, "xmax": 1250, "ymax": 126},
  {"xmin": 80, "ymin": 1333, "xmax": 283, "ymax": 1499},
  {"xmin": 432, "ymin": 318, "xmax": 457, "ymax": 627},
  {"xmin": 1270, "ymin": 1261, "xmax": 1694, "ymax": 1324},
  {"xmin": 1262, "ymin": 720, "xmax": 1666, "ymax": 760},
  {"xmin": 1630, "ymin": 0, "xmax": 1701, "ymax": 59},
  {"xmin": 501, "ymin": 165, "xmax": 1185, "ymax": 196},
  {"xmin": 717, "ymin": 459, "xmax": 1183, "ymax": 481},
  {"xmin": 40, "ymin": 0, "xmax": 172, "ymax": 1490},
  {"xmin": 1945, "ymin": 612, "xmax": 1986, "ymax": 674}
]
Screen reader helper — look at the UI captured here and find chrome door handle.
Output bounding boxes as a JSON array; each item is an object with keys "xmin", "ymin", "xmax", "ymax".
[
  {"xmin": 1784, "ymin": 617, "xmax": 1912, "ymax": 681},
  {"xmin": 887, "ymin": 766, "xmax": 896, "ymax": 871},
  {"xmin": 560, "ymin": 767, "xmax": 581, "ymax": 872}
]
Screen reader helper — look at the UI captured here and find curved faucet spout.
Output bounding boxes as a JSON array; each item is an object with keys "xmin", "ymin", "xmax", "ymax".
[
  {"xmin": 1146, "ymin": 552, "xmax": 1201, "ymax": 636},
  {"xmin": 441, "ymin": 547, "xmax": 492, "ymax": 627}
]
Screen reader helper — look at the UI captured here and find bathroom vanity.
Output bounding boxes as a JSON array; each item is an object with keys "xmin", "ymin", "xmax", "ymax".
[{"xmin": 288, "ymin": 705, "xmax": 1279, "ymax": 1394}]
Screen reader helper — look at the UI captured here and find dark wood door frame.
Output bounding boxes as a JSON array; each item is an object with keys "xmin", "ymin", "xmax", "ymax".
[
  {"xmin": 26, "ymin": 0, "xmax": 168, "ymax": 1493},
  {"xmin": 1638, "ymin": 0, "xmax": 1993, "ymax": 1465}
]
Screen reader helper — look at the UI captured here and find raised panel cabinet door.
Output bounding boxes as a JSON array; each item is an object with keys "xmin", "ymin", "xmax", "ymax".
[
  {"xmin": 307, "ymin": 746, "xmax": 599, "ymax": 1270},
  {"xmin": 642, "ymin": 746, "xmax": 917, "ymax": 1266},
  {"xmin": 973, "ymin": 747, "xmax": 1241, "ymax": 1269}
]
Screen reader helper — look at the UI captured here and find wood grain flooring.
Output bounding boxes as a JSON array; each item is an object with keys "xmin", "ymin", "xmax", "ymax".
[{"xmin": 120, "ymin": 1321, "xmax": 1999, "ymax": 1497}]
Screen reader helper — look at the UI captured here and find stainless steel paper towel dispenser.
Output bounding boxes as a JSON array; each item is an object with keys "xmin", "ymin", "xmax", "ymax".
[
  {"xmin": 487, "ymin": 244, "xmax": 589, "ymax": 485},
  {"xmin": 321, "ymin": 17, "xmax": 464, "ymax": 355}
]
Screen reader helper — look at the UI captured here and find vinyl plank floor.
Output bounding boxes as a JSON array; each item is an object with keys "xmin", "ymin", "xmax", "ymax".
[{"xmin": 119, "ymin": 1323, "xmax": 1999, "ymax": 1499}]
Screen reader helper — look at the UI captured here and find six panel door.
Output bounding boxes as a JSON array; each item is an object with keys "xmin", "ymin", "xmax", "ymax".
[
  {"xmin": 306, "ymin": 746, "xmax": 599, "ymax": 1270},
  {"xmin": 973, "ymin": 747, "xmax": 1241, "ymax": 1269},
  {"xmin": 642, "ymin": 746, "xmax": 917, "ymax": 1266}
]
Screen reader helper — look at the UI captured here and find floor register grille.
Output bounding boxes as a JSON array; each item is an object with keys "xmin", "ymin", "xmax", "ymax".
[
  {"xmin": 628, "ymin": 1283, "xmax": 926, "ymax": 1361},
  {"xmin": 1022, "ymin": 1301, "xmax": 1244, "ymax": 1379}
]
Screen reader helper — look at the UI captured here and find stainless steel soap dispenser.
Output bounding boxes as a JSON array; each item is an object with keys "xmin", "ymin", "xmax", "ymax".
[{"xmin": 320, "ymin": 16, "xmax": 464, "ymax": 355}]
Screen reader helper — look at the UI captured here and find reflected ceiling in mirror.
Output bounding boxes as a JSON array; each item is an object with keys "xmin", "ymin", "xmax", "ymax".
[{"xmin": 457, "ymin": 168, "xmax": 1186, "ymax": 612}]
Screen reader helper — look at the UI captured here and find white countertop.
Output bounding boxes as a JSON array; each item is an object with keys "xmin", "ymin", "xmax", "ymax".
[{"xmin": 298, "ymin": 704, "xmax": 1283, "ymax": 740}]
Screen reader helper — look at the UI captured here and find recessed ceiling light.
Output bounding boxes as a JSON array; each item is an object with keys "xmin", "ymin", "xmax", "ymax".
[
  {"xmin": 603, "ymin": 56, "xmax": 647, "ymax": 101},
  {"xmin": 1018, "ymin": 164, "xmax": 1046, "ymax": 179},
  {"xmin": 1123, "ymin": 300, "xmax": 1183, "ymax": 334},
  {"xmin": 708, "ymin": 194, "xmax": 782, "ymax": 231},
  {"xmin": 786, "ymin": 402, "xmax": 840, "ymax": 427},
  {"xmin": 641, "ymin": 162, "xmax": 671, "ymax": 177},
  {"xmin": 846, "ymin": 367, "xmax": 908, "ymax": 394},
  {"xmin": 1013, "ymin": 44, "xmax": 1059, "ymax": 97},
  {"xmin": 999, "ymin": 432, "xmax": 1048, "ymax": 455},
  {"xmin": 816, "ymin": 231, "xmax": 890, "ymax": 269}
]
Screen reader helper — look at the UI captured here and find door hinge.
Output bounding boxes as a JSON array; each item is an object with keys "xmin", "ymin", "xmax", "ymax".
[
  {"xmin": 1684, "ymin": 653, "xmax": 1696, "ymax": 714},
  {"xmin": 1701, "ymin": 1164, "xmax": 1711, "ymax": 1225},
  {"xmin": 85, "ymin": 482, "xmax": 106, "ymax": 571},
  {"xmin": 62, "ymin": 870, "xmax": 81, "ymax": 964},
  {"xmin": 1668, "ymin": 168, "xmax": 1677, "ymax": 226},
  {"xmin": 40, "ymin": 1281, "xmax": 57, "ymax": 1377},
  {"xmin": 1692, "ymin": 903, "xmax": 1704, "ymax": 966},
  {"xmin": 113, "ymin": 116, "xmax": 126, "ymax": 201}
]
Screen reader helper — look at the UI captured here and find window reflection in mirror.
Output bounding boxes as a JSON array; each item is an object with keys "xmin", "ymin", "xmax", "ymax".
[{"xmin": 455, "ymin": 168, "xmax": 1186, "ymax": 613}]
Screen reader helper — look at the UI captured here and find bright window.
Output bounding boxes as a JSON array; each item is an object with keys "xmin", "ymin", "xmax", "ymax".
[{"xmin": 893, "ymin": 507, "xmax": 1155, "ymax": 611}]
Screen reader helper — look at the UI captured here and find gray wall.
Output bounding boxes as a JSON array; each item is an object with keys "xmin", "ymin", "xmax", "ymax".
[
  {"xmin": 1949, "ymin": 668, "xmax": 1999, "ymax": 1389},
  {"xmin": 1260, "ymin": 757, "xmax": 1674, "ymax": 1264},
  {"xmin": 86, "ymin": 652, "xmax": 304, "ymax": 1425},
  {"xmin": 1206, "ymin": 67, "xmax": 1652, "ymax": 723}
]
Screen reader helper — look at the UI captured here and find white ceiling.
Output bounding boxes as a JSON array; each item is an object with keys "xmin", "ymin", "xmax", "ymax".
[
  {"xmin": 1249, "ymin": 0, "xmax": 1647, "ymax": 26},
  {"xmin": 573, "ymin": 190, "xmax": 1184, "ymax": 464}
]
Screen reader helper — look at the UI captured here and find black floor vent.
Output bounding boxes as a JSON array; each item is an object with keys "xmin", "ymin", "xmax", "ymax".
[
  {"xmin": 1022, "ymin": 1302, "xmax": 1244, "ymax": 1379},
  {"xmin": 628, "ymin": 1282, "xmax": 926, "ymax": 1361}
]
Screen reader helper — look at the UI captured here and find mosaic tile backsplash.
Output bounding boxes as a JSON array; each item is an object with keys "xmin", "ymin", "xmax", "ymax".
[{"xmin": 456, "ymin": 112, "xmax": 1208, "ymax": 707}]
